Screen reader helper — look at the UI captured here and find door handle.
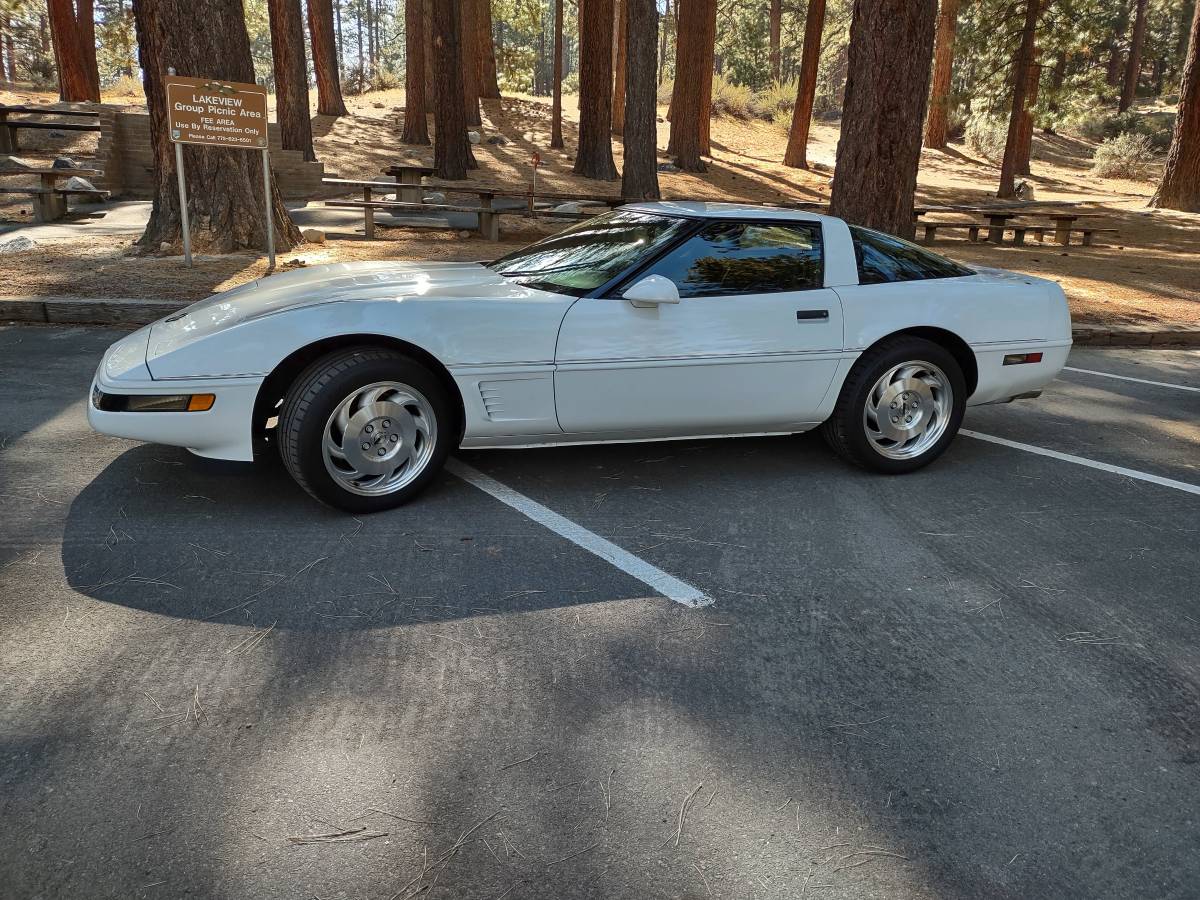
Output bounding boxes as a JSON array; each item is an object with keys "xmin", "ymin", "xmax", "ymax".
[{"xmin": 796, "ymin": 309, "xmax": 829, "ymax": 321}]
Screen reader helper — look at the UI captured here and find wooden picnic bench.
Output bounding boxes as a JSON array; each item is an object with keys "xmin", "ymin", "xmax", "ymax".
[
  {"xmin": 381, "ymin": 163, "xmax": 437, "ymax": 203},
  {"xmin": 324, "ymin": 197, "xmax": 504, "ymax": 241},
  {"xmin": 0, "ymin": 105, "xmax": 101, "ymax": 154},
  {"xmin": 919, "ymin": 217, "xmax": 1117, "ymax": 247},
  {"xmin": 0, "ymin": 166, "xmax": 107, "ymax": 221}
]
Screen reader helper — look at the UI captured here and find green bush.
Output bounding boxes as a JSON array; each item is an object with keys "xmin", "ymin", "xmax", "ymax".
[
  {"xmin": 749, "ymin": 80, "xmax": 796, "ymax": 122},
  {"xmin": 710, "ymin": 75, "xmax": 754, "ymax": 119},
  {"xmin": 965, "ymin": 115, "xmax": 1007, "ymax": 160},
  {"xmin": 1070, "ymin": 110, "xmax": 1175, "ymax": 150},
  {"xmin": 1091, "ymin": 133, "xmax": 1157, "ymax": 179}
]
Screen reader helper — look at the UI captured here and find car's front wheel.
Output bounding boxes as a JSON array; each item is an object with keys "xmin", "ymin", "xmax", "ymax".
[
  {"xmin": 822, "ymin": 336, "xmax": 966, "ymax": 474},
  {"xmin": 278, "ymin": 348, "xmax": 453, "ymax": 512}
]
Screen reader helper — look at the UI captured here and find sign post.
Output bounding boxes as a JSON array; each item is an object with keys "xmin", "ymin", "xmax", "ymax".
[{"xmin": 163, "ymin": 74, "xmax": 272, "ymax": 268}]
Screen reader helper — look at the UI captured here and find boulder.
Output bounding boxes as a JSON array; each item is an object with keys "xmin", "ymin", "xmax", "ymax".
[
  {"xmin": 0, "ymin": 156, "xmax": 34, "ymax": 170},
  {"xmin": 486, "ymin": 135, "xmax": 508, "ymax": 145},
  {"xmin": 423, "ymin": 192, "xmax": 447, "ymax": 204},
  {"xmin": 52, "ymin": 156, "xmax": 79, "ymax": 169},
  {"xmin": 656, "ymin": 162, "xmax": 680, "ymax": 173},
  {"xmin": 467, "ymin": 131, "xmax": 481, "ymax": 144},
  {"xmin": 301, "ymin": 228, "xmax": 326, "ymax": 244},
  {"xmin": 0, "ymin": 236, "xmax": 37, "ymax": 254}
]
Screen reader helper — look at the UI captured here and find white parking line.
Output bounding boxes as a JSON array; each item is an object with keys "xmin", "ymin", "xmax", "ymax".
[
  {"xmin": 961, "ymin": 430, "xmax": 1200, "ymax": 497},
  {"xmin": 1062, "ymin": 366, "xmax": 1200, "ymax": 394},
  {"xmin": 446, "ymin": 458, "xmax": 713, "ymax": 608}
]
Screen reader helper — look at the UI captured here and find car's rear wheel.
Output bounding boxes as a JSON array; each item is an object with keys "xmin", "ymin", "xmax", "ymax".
[
  {"xmin": 278, "ymin": 348, "xmax": 452, "ymax": 512},
  {"xmin": 822, "ymin": 336, "xmax": 966, "ymax": 474}
]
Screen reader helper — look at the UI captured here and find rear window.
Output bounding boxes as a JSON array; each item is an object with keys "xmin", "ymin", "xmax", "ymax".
[{"xmin": 850, "ymin": 225, "xmax": 974, "ymax": 285}]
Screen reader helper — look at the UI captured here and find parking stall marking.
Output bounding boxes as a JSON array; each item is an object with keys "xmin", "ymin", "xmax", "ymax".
[
  {"xmin": 1061, "ymin": 366, "xmax": 1200, "ymax": 394},
  {"xmin": 446, "ymin": 458, "xmax": 713, "ymax": 608},
  {"xmin": 961, "ymin": 430, "xmax": 1200, "ymax": 497}
]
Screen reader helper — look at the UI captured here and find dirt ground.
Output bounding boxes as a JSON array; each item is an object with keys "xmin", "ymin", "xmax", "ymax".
[{"xmin": 1, "ymin": 83, "xmax": 1196, "ymax": 328}]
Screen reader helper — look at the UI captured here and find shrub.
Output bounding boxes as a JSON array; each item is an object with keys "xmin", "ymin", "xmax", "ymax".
[
  {"xmin": 945, "ymin": 106, "xmax": 968, "ymax": 142},
  {"xmin": 965, "ymin": 114, "xmax": 1007, "ymax": 160},
  {"xmin": 749, "ymin": 80, "xmax": 796, "ymax": 122},
  {"xmin": 369, "ymin": 68, "xmax": 403, "ymax": 92},
  {"xmin": 1069, "ymin": 109, "xmax": 1175, "ymax": 150},
  {"xmin": 106, "ymin": 73, "xmax": 142, "ymax": 97},
  {"xmin": 1091, "ymin": 133, "xmax": 1157, "ymax": 179},
  {"xmin": 657, "ymin": 79, "xmax": 674, "ymax": 107},
  {"xmin": 710, "ymin": 75, "xmax": 754, "ymax": 120}
]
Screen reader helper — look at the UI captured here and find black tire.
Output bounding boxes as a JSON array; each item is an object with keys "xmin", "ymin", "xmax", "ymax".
[
  {"xmin": 821, "ymin": 336, "xmax": 967, "ymax": 474},
  {"xmin": 277, "ymin": 347, "xmax": 454, "ymax": 513}
]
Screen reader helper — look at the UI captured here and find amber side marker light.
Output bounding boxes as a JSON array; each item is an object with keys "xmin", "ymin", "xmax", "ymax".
[
  {"xmin": 187, "ymin": 393, "xmax": 216, "ymax": 412},
  {"xmin": 1002, "ymin": 352, "xmax": 1044, "ymax": 366}
]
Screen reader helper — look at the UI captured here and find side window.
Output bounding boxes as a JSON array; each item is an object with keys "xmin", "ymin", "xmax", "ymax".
[
  {"xmin": 850, "ymin": 225, "xmax": 974, "ymax": 284},
  {"xmin": 637, "ymin": 221, "xmax": 823, "ymax": 298}
]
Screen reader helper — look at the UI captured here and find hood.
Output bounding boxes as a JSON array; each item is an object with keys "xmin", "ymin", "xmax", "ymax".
[{"xmin": 146, "ymin": 260, "xmax": 514, "ymax": 368}]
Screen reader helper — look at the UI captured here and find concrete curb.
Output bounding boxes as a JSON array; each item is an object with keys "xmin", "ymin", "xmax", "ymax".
[{"xmin": 2, "ymin": 295, "xmax": 1199, "ymax": 347}]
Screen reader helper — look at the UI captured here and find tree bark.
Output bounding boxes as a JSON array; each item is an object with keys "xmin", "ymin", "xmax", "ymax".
[
  {"xmin": 130, "ymin": 0, "xmax": 302, "ymax": 254},
  {"xmin": 551, "ymin": 0, "xmax": 565, "ymax": 148},
  {"xmin": 47, "ymin": 0, "xmax": 98, "ymax": 102},
  {"xmin": 402, "ymin": 0, "xmax": 430, "ymax": 143},
  {"xmin": 658, "ymin": 0, "xmax": 670, "ymax": 84},
  {"xmin": 478, "ymin": 0, "xmax": 500, "ymax": 98},
  {"xmin": 669, "ymin": 0, "xmax": 714, "ymax": 171},
  {"xmin": 621, "ymin": 0, "xmax": 659, "ymax": 198},
  {"xmin": 1152, "ymin": 0, "xmax": 1200, "ymax": 210},
  {"xmin": 1120, "ymin": 0, "xmax": 1149, "ymax": 111},
  {"xmin": 76, "ymin": 0, "xmax": 100, "ymax": 99},
  {"xmin": 769, "ymin": 0, "xmax": 783, "ymax": 83},
  {"xmin": 461, "ymin": 0, "xmax": 482, "ymax": 126},
  {"xmin": 923, "ymin": 0, "xmax": 959, "ymax": 149},
  {"xmin": 268, "ymin": 0, "xmax": 316, "ymax": 161},
  {"xmin": 997, "ymin": 0, "xmax": 1039, "ymax": 198},
  {"xmin": 308, "ymin": 0, "xmax": 348, "ymax": 116},
  {"xmin": 1015, "ymin": 57, "xmax": 1040, "ymax": 175},
  {"xmin": 612, "ymin": 0, "xmax": 627, "ymax": 135},
  {"xmin": 830, "ymin": 0, "xmax": 937, "ymax": 238},
  {"xmin": 697, "ymin": 0, "xmax": 715, "ymax": 154},
  {"xmin": 783, "ymin": 0, "xmax": 826, "ymax": 168},
  {"xmin": 431, "ymin": 0, "xmax": 476, "ymax": 178},
  {"xmin": 574, "ymin": 0, "xmax": 619, "ymax": 179}
]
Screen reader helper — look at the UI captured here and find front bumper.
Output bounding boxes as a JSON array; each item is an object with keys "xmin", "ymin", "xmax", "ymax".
[{"xmin": 88, "ymin": 364, "xmax": 262, "ymax": 462}]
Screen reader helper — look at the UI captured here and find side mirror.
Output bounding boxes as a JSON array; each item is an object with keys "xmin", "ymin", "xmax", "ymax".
[{"xmin": 622, "ymin": 274, "xmax": 680, "ymax": 308}]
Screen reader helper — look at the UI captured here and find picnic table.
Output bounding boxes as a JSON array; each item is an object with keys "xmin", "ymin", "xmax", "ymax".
[
  {"xmin": 914, "ymin": 203, "xmax": 1103, "ymax": 245},
  {"xmin": 0, "ymin": 166, "xmax": 106, "ymax": 222},
  {"xmin": 382, "ymin": 163, "xmax": 436, "ymax": 203},
  {"xmin": 0, "ymin": 105, "xmax": 101, "ymax": 154}
]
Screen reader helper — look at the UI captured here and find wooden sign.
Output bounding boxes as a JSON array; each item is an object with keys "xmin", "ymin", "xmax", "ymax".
[{"xmin": 165, "ymin": 76, "xmax": 268, "ymax": 149}]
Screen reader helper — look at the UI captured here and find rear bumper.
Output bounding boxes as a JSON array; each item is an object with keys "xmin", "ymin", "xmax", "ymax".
[
  {"xmin": 87, "ymin": 367, "xmax": 261, "ymax": 462},
  {"xmin": 967, "ymin": 339, "xmax": 1071, "ymax": 406}
]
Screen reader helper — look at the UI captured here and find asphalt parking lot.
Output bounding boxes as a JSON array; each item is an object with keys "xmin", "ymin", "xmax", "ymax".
[{"xmin": 1, "ymin": 325, "xmax": 1198, "ymax": 900}]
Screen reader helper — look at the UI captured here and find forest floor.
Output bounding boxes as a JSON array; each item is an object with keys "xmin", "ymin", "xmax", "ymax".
[{"xmin": 0, "ymin": 83, "xmax": 1196, "ymax": 329}]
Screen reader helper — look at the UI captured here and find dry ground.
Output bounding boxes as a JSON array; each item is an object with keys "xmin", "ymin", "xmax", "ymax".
[{"xmin": 1, "ymin": 83, "xmax": 1196, "ymax": 328}]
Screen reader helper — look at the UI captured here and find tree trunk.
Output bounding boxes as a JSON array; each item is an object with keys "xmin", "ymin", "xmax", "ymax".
[
  {"xmin": 923, "ymin": 0, "xmax": 959, "ymax": 149},
  {"xmin": 47, "ymin": 0, "xmax": 97, "ymax": 101},
  {"xmin": 612, "ymin": 0, "xmax": 627, "ymax": 135},
  {"xmin": 431, "ymin": 0, "xmax": 476, "ymax": 178},
  {"xmin": 669, "ymin": 0, "xmax": 714, "ymax": 171},
  {"xmin": 461, "ymin": 0, "xmax": 482, "ymax": 126},
  {"xmin": 574, "ymin": 0, "xmax": 619, "ymax": 179},
  {"xmin": 1152, "ymin": 0, "xmax": 1200, "ymax": 210},
  {"xmin": 130, "ymin": 0, "xmax": 302, "ymax": 254},
  {"xmin": 697, "ymin": 0, "xmax": 716, "ymax": 154},
  {"xmin": 5, "ymin": 27, "xmax": 14, "ymax": 82},
  {"xmin": 478, "ymin": 0, "xmax": 501, "ymax": 98},
  {"xmin": 658, "ymin": 0, "xmax": 670, "ymax": 84},
  {"xmin": 76, "ymin": 0, "xmax": 100, "ymax": 99},
  {"xmin": 997, "ymin": 0, "xmax": 1039, "ymax": 198},
  {"xmin": 1015, "ymin": 57, "xmax": 1040, "ymax": 175},
  {"xmin": 621, "ymin": 0, "xmax": 659, "ymax": 198},
  {"xmin": 551, "ymin": 0, "xmax": 565, "ymax": 148},
  {"xmin": 308, "ymin": 0, "xmax": 348, "ymax": 116},
  {"xmin": 1121, "ymin": 0, "xmax": 1149, "ymax": 111},
  {"xmin": 402, "ymin": 0, "xmax": 430, "ymax": 143},
  {"xmin": 268, "ymin": 0, "xmax": 316, "ymax": 161},
  {"xmin": 783, "ymin": 0, "xmax": 826, "ymax": 168},
  {"xmin": 424, "ymin": 0, "xmax": 435, "ymax": 106},
  {"xmin": 830, "ymin": 0, "xmax": 937, "ymax": 237},
  {"xmin": 769, "ymin": 0, "xmax": 782, "ymax": 83}
]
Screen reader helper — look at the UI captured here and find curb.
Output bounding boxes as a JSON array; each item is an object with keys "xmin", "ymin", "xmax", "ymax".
[{"xmin": 2, "ymin": 295, "xmax": 1198, "ymax": 347}]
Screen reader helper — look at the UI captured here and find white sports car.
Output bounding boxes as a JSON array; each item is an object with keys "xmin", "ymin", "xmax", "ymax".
[{"xmin": 89, "ymin": 202, "xmax": 1071, "ymax": 512}]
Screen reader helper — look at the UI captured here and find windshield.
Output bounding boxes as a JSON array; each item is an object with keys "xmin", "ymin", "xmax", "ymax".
[{"xmin": 488, "ymin": 210, "xmax": 688, "ymax": 296}]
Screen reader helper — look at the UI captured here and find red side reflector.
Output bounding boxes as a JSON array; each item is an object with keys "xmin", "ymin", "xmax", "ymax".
[{"xmin": 1002, "ymin": 352, "xmax": 1043, "ymax": 366}]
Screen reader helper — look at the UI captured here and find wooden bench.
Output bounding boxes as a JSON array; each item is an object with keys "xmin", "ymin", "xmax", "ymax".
[
  {"xmin": 324, "ymin": 198, "xmax": 503, "ymax": 240},
  {"xmin": 921, "ymin": 220, "xmax": 1117, "ymax": 247},
  {"xmin": 0, "ymin": 105, "xmax": 101, "ymax": 153},
  {"xmin": 0, "ymin": 166, "xmax": 106, "ymax": 221}
]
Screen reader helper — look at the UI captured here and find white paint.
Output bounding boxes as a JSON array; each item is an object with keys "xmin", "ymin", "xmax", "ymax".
[
  {"xmin": 961, "ymin": 430, "xmax": 1200, "ymax": 497},
  {"xmin": 1062, "ymin": 366, "xmax": 1200, "ymax": 394},
  {"xmin": 446, "ymin": 458, "xmax": 713, "ymax": 608}
]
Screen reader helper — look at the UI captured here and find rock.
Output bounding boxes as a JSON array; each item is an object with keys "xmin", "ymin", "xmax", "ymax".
[
  {"xmin": 52, "ymin": 156, "xmax": 79, "ymax": 169},
  {"xmin": 486, "ymin": 135, "xmax": 508, "ymax": 145},
  {"xmin": 656, "ymin": 162, "xmax": 679, "ymax": 173},
  {"xmin": 373, "ymin": 102, "xmax": 385, "ymax": 109},
  {"xmin": 0, "ymin": 156, "xmax": 34, "ymax": 170},
  {"xmin": 423, "ymin": 192, "xmax": 446, "ymax": 204},
  {"xmin": 457, "ymin": 230, "xmax": 473, "ymax": 238},
  {"xmin": 282, "ymin": 258, "xmax": 308, "ymax": 269},
  {"xmin": 554, "ymin": 202, "xmax": 582, "ymax": 214},
  {"xmin": 656, "ymin": 116, "xmax": 665, "ymax": 123},
  {"xmin": 159, "ymin": 242, "xmax": 172, "ymax": 254},
  {"xmin": 467, "ymin": 131, "xmax": 481, "ymax": 144},
  {"xmin": 63, "ymin": 176, "xmax": 99, "ymax": 199},
  {"xmin": 0, "ymin": 236, "xmax": 36, "ymax": 254},
  {"xmin": 301, "ymin": 228, "xmax": 326, "ymax": 244}
]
